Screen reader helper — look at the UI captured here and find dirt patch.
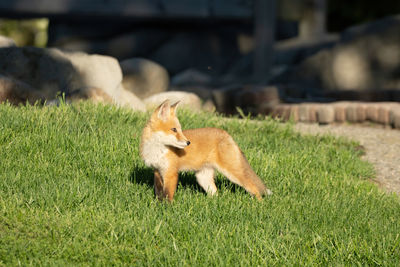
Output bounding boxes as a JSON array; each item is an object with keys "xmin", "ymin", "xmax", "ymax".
[{"xmin": 294, "ymin": 123, "xmax": 400, "ymax": 194}]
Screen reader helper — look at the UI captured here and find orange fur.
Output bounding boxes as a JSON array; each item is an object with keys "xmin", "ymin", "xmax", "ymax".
[{"xmin": 140, "ymin": 100, "xmax": 272, "ymax": 201}]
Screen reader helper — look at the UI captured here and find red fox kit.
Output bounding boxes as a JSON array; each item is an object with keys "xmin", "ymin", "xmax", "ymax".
[{"xmin": 140, "ymin": 100, "xmax": 272, "ymax": 201}]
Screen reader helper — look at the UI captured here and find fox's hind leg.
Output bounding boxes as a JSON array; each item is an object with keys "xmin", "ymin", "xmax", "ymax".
[{"xmin": 195, "ymin": 167, "xmax": 217, "ymax": 195}]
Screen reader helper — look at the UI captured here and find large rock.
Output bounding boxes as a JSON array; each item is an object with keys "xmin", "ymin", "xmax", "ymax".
[
  {"xmin": 68, "ymin": 87, "xmax": 114, "ymax": 104},
  {"xmin": 169, "ymin": 85, "xmax": 213, "ymax": 101},
  {"xmin": 143, "ymin": 91, "xmax": 202, "ymax": 111},
  {"xmin": 65, "ymin": 51, "xmax": 123, "ymax": 98},
  {"xmin": 273, "ymin": 15, "xmax": 400, "ymax": 93},
  {"xmin": 0, "ymin": 46, "xmax": 145, "ymax": 109},
  {"xmin": 0, "ymin": 75, "xmax": 44, "ymax": 104},
  {"xmin": 113, "ymin": 85, "xmax": 146, "ymax": 111},
  {"xmin": 0, "ymin": 46, "xmax": 123, "ymax": 100},
  {"xmin": 0, "ymin": 47, "xmax": 74, "ymax": 99},
  {"xmin": 120, "ymin": 58, "xmax": 169, "ymax": 99}
]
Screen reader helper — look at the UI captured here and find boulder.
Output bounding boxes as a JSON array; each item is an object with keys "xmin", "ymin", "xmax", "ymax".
[
  {"xmin": 68, "ymin": 87, "xmax": 114, "ymax": 104},
  {"xmin": 120, "ymin": 58, "xmax": 169, "ymax": 99},
  {"xmin": 0, "ymin": 47, "xmax": 75, "ymax": 99},
  {"xmin": 63, "ymin": 85, "xmax": 146, "ymax": 112},
  {"xmin": 169, "ymin": 85, "xmax": 213, "ymax": 101},
  {"xmin": 273, "ymin": 15, "xmax": 400, "ymax": 94},
  {"xmin": 65, "ymin": 51, "xmax": 123, "ymax": 98},
  {"xmin": 171, "ymin": 69, "xmax": 213, "ymax": 86},
  {"xmin": 0, "ymin": 75, "xmax": 44, "ymax": 105},
  {"xmin": 143, "ymin": 91, "xmax": 202, "ymax": 111},
  {"xmin": 0, "ymin": 46, "xmax": 136, "ymax": 109},
  {"xmin": 114, "ymin": 85, "xmax": 146, "ymax": 112},
  {"xmin": 0, "ymin": 46, "xmax": 122, "ymax": 100}
]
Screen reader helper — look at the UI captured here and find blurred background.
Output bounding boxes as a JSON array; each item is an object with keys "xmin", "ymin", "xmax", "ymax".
[{"xmin": 0, "ymin": 0, "xmax": 400, "ymax": 116}]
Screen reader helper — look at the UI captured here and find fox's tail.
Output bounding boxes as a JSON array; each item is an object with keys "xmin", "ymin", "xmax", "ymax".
[
  {"xmin": 238, "ymin": 153, "xmax": 272, "ymax": 198},
  {"xmin": 215, "ymin": 135, "xmax": 272, "ymax": 199}
]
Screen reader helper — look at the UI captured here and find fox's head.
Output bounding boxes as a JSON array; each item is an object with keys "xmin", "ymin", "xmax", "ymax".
[{"xmin": 149, "ymin": 100, "xmax": 190, "ymax": 149}]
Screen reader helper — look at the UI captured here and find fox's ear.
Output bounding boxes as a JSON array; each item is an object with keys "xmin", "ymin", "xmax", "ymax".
[
  {"xmin": 155, "ymin": 99, "xmax": 170, "ymax": 121},
  {"xmin": 170, "ymin": 101, "xmax": 180, "ymax": 115}
]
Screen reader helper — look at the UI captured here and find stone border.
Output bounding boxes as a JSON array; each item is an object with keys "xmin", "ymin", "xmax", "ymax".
[{"xmin": 268, "ymin": 102, "xmax": 400, "ymax": 129}]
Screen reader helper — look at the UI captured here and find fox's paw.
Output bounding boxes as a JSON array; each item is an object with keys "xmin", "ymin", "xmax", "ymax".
[{"xmin": 265, "ymin": 189, "xmax": 273, "ymax": 195}]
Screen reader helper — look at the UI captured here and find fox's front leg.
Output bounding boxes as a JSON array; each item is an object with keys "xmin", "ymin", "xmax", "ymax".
[
  {"xmin": 162, "ymin": 168, "xmax": 179, "ymax": 202},
  {"xmin": 154, "ymin": 170, "xmax": 164, "ymax": 200}
]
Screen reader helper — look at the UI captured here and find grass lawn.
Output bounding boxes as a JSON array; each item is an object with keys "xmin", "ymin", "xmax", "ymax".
[{"xmin": 0, "ymin": 102, "xmax": 399, "ymax": 266}]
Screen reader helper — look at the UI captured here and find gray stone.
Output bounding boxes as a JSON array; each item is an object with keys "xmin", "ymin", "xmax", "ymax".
[
  {"xmin": 114, "ymin": 85, "xmax": 146, "ymax": 112},
  {"xmin": 270, "ymin": 104, "xmax": 297, "ymax": 121},
  {"xmin": 332, "ymin": 102, "xmax": 350, "ymax": 122},
  {"xmin": 66, "ymin": 51, "xmax": 123, "ymax": 98},
  {"xmin": 169, "ymin": 85, "xmax": 213, "ymax": 101},
  {"xmin": 289, "ymin": 105, "xmax": 299, "ymax": 122},
  {"xmin": 377, "ymin": 107, "xmax": 390, "ymax": 125},
  {"xmin": 366, "ymin": 104, "xmax": 379, "ymax": 122},
  {"xmin": 307, "ymin": 103, "xmax": 321, "ymax": 123},
  {"xmin": 298, "ymin": 104, "xmax": 311, "ymax": 122},
  {"xmin": 120, "ymin": 58, "xmax": 169, "ymax": 99},
  {"xmin": 143, "ymin": 91, "xmax": 202, "ymax": 111},
  {"xmin": 317, "ymin": 105, "xmax": 335, "ymax": 124},
  {"xmin": 346, "ymin": 105, "xmax": 359, "ymax": 122},
  {"xmin": 202, "ymin": 99, "xmax": 216, "ymax": 112},
  {"xmin": 356, "ymin": 104, "xmax": 367, "ymax": 122}
]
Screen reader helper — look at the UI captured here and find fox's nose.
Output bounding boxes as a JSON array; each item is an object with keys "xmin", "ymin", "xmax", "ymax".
[{"xmin": 186, "ymin": 141, "xmax": 191, "ymax": 146}]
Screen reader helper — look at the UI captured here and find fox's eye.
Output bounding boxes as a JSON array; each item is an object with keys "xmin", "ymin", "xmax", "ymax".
[{"xmin": 171, "ymin": 128, "xmax": 177, "ymax": 132}]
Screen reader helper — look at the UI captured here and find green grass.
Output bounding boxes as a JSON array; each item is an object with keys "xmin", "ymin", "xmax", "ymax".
[{"xmin": 0, "ymin": 102, "xmax": 399, "ymax": 266}]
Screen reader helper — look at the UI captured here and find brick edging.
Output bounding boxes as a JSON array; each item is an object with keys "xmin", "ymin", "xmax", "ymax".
[{"xmin": 268, "ymin": 102, "xmax": 400, "ymax": 129}]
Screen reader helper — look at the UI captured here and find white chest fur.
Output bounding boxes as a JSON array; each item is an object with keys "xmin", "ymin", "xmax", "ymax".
[{"xmin": 141, "ymin": 132, "xmax": 169, "ymax": 171}]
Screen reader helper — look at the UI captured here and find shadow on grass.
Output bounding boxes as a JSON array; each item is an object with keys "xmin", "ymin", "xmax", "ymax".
[
  {"xmin": 128, "ymin": 167, "xmax": 242, "ymax": 197},
  {"xmin": 128, "ymin": 167, "xmax": 204, "ymax": 194}
]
